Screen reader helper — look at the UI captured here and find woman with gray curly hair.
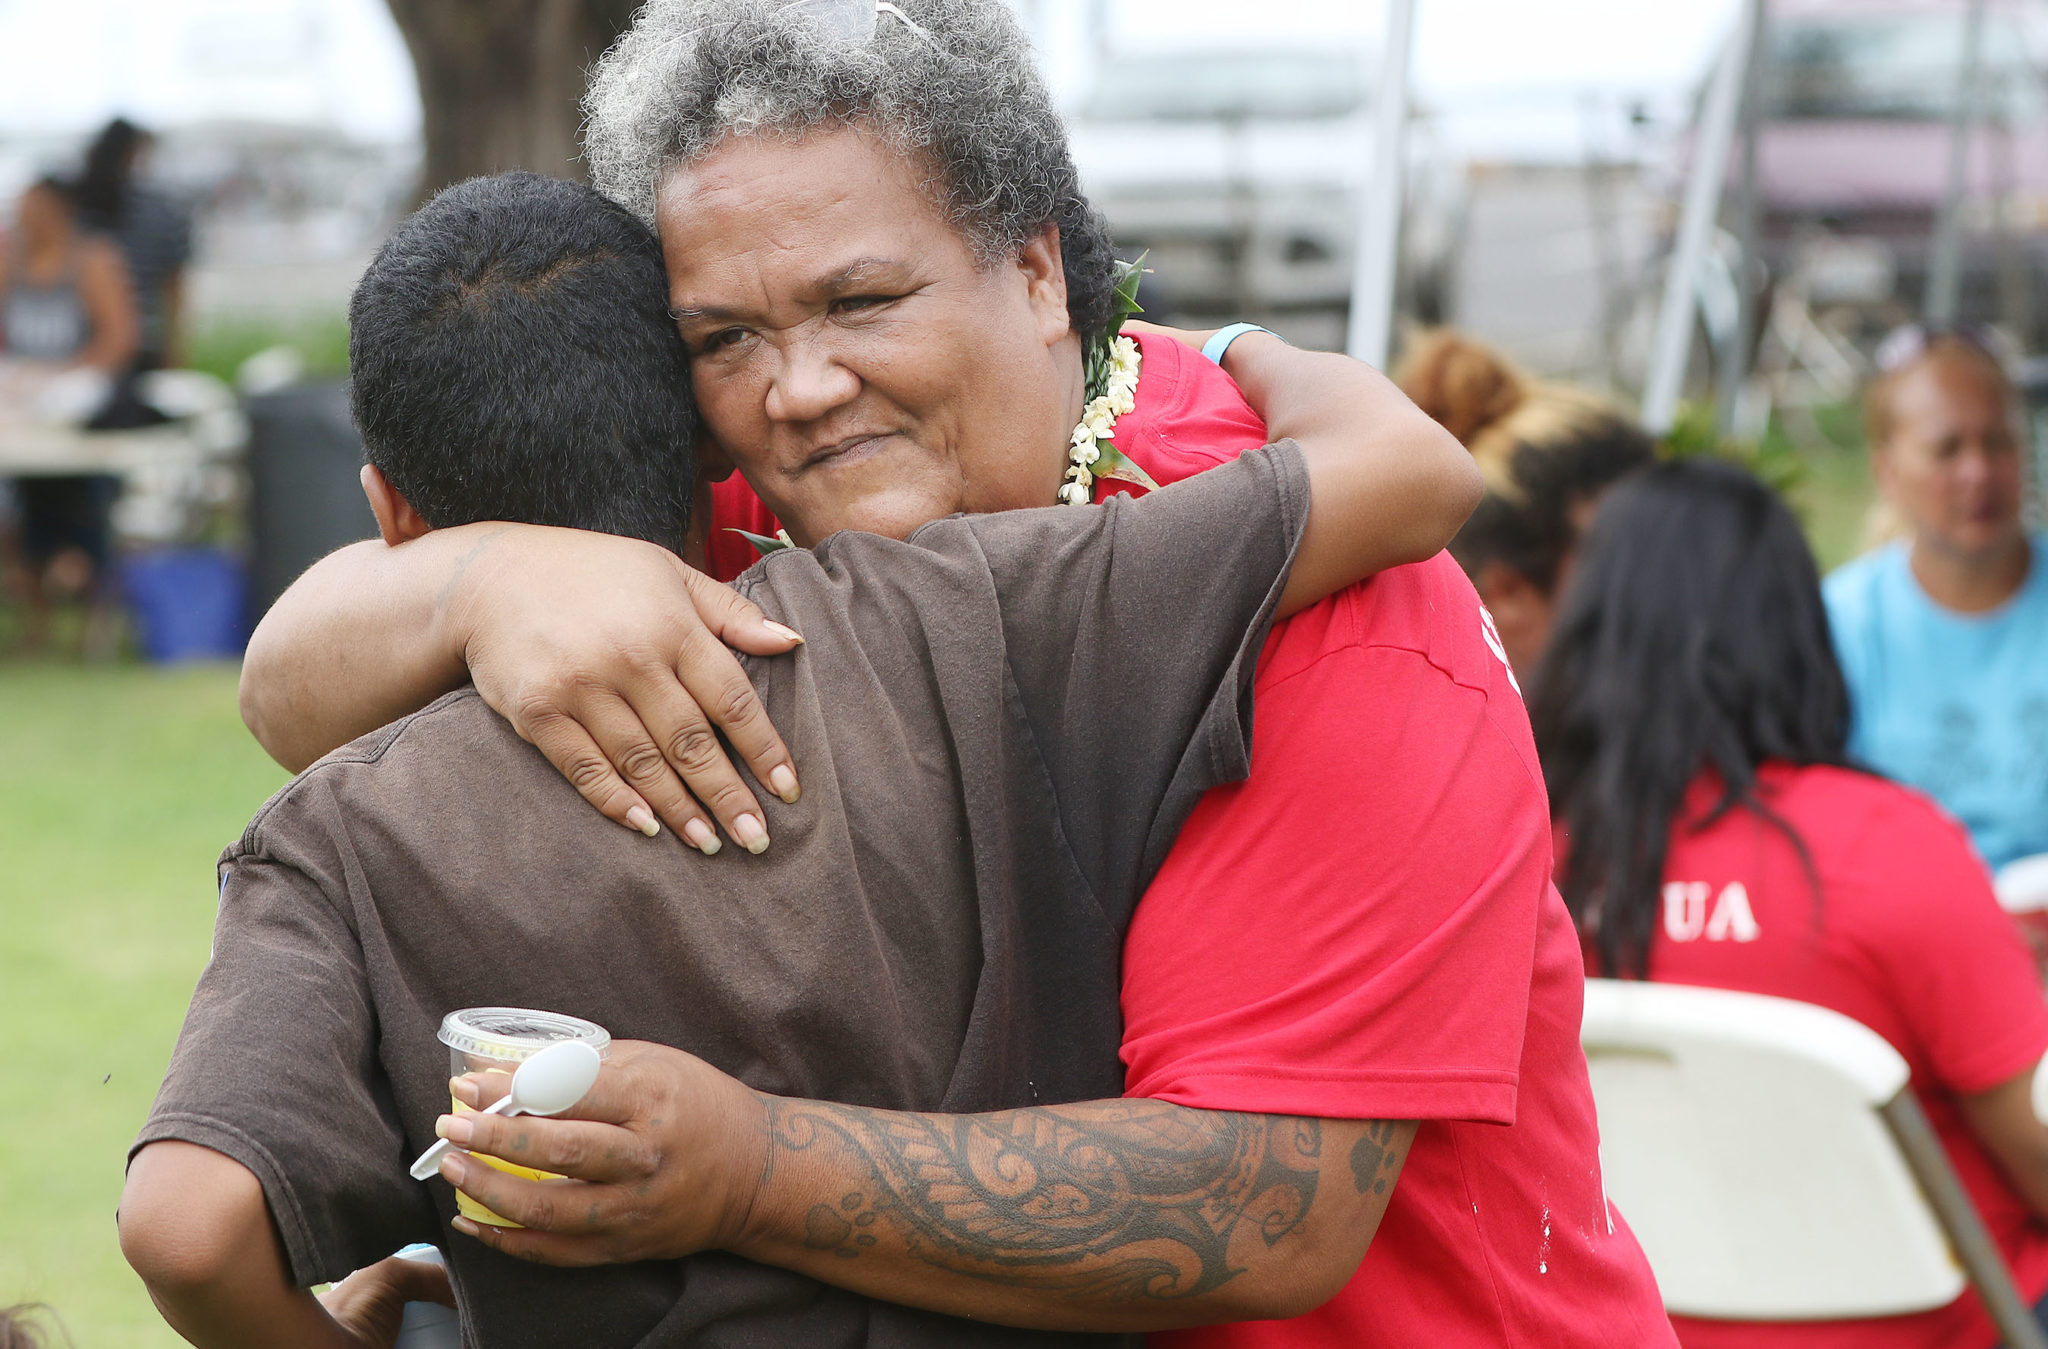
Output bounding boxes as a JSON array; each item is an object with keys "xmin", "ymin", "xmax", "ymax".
[
  {"xmin": 583, "ymin": 0, "xmax": 1133, "ymax": 545},
  {"xmin": 240, "ymin": 1, "xmax": 1670, "ymax": 1344}
]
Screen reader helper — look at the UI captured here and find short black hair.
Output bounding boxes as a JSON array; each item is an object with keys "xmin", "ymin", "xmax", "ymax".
[{"xmin": 348, "ymin": 171, "xmax": 696, "ymax": 553}]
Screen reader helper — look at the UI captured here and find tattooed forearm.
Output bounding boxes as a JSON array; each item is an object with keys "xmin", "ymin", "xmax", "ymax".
[{"xmin": 756, "ymin": 1097, "xmax": 1333, "ymax": 1303}]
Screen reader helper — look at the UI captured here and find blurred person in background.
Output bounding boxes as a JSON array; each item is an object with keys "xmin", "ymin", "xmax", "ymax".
[
  {"xmin": 74, "ymin": 117, "xmax": 191, "ymax": 373},
  {"xmin": 0, "ymin": 175, "xmax": 139, "ymax": 652},
  {"xmin": 1536, "ymin": 458, "xmax": 2048, "ymax": 1349},
  {"xmin": 1395, "ymin": 330, "xmax": 1655, "ymax": 679},
  {"xmin": 1825, "ymin": 329, "xmax": 2048, "ymax": 873}
]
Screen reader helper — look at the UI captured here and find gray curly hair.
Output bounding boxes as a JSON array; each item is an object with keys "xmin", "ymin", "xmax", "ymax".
[{"xmin": 583, "ymin": 0, "xmax": 1118, "ymax": 336}]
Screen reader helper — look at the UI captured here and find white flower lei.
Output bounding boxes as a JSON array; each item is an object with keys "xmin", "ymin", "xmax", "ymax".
[{"xmin": 1058, "ymin": 334, "xmax": 1141, "ymax": 506}]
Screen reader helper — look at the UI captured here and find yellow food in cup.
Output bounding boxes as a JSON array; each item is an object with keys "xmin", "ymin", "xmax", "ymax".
[{"xmin": 448, "ymin": 1072, "xmax": 568, "ymax": 1229}]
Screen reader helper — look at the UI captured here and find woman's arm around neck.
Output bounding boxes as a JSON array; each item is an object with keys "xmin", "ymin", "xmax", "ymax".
[{"xmin": 1200, "ymin": 330, "xmax": 1479, "ymax": 614}]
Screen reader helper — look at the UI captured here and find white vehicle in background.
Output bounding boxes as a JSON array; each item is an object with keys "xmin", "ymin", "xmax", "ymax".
[{"xmin": 1067, "ymin": 45, "xmax": 1466, "ymax": 343}]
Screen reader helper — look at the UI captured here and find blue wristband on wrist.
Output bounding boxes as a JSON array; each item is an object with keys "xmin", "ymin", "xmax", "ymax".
[{"xmin": 1201, "ymin": 322, "xmax": 1276, "ymax": 365}]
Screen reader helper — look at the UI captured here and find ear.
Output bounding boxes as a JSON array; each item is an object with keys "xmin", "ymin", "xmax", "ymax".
[
  {"xmin": 1474, "ymin": 560, "xmax": 1556, "ymax": 678},
  {"xmin": 1017, "ymin": 224, "xmax": 1072, "ymax": 348},
  {"xmin": 360, "ymin": 463, "xmax": 432, "ymax": 546}
]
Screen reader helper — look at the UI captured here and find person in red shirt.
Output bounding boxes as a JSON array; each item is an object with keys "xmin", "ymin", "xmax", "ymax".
[
  {"xmin": 398, "ymin": 339, "xmax": 1673, "ymax": 1344},
  {"xmin": 1534, "ymin": 457, "xmax": 2048, "ymax": 1348},
  {"xmin": 234, "ymin": 199, "xmax": 1675, "ymax": 1349},
  {"xmin": 238, "ymin": 342, "xmax": 1674, "ymax": 1340}
]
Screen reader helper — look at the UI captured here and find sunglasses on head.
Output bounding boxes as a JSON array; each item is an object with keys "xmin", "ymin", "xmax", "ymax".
[
  {"xmin": 1874, "ymin": 323, "xmax": 2004, "ymax": 374},
  {"xmin": 783, "ymin": 0, "xmax": 937, "ymax": 47},
  {"xmin": 633, "ymin": 1, "xmax": 938, "ymax": 78}
]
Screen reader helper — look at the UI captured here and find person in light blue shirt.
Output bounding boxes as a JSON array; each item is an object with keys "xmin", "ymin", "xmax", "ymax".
[{"xmin": 1825, "ymin": 328, "xmax": 2048, "ymax": 871}]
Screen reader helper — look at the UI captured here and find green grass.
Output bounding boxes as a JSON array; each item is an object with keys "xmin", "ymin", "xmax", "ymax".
[{"xmin": 0, "ymin": 661, "xmax": 286, "ymax": 1346}]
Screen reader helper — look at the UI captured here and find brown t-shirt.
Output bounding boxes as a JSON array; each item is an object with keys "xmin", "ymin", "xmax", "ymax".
[{"xmin": 135, "ymin": 444, "xmax": 1308, "ymax": 1348}]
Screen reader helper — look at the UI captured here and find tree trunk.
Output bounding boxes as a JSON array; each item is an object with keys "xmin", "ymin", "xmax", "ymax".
[{"xmin": 384, "ymin": 0, "xmax": 642, "ymax": 199}]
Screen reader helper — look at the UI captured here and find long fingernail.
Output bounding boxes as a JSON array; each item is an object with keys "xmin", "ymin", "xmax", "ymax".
[
  {"xmin": 769, "ymin": 764, "xmax": 800, "ymax": 804},
  {"xmin": 763, "ymin": 620, "xmax": 804, "ymax": 645},
  {"xmin": 625, "ymin": 805, "xmax": 661, "ymax": 838},
  {"xmin": 734, "ymin": 813, "xmax": 769, "ymax": 854},
  {"xmin": 439, "ymin": 1154, "xmax": 469, "ymax": 1185},
  {"xmin": 450, "ymin": 1077, "xmax": 479, "ymax": 1107},
  {"xmin": 436, "ymin": 1114, "xmax": 474, "ymax": 1145},
  {"xmin": 683, "ymin": 819, "xmax": 721, "ymax": 855},
  {"xmin": 451, "ymin": 1216, "xmax": 480, "ymax": 1238}
]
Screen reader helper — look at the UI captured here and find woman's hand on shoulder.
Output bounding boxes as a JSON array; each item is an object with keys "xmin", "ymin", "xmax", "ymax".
[{"xmin": 448, "ymin": 525, "xmax": 804, "ymax": 853}]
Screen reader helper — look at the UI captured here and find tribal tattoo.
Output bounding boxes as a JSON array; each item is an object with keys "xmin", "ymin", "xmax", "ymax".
[{"xmin": 758, "ymin": 1097, "xmax": 1337, "ymax": 1302}]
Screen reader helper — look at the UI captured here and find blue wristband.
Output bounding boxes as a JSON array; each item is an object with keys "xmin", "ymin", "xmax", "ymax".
[{"xmin": 1201, "ymin": 322, "xmax": 1276, "ymax": 365}]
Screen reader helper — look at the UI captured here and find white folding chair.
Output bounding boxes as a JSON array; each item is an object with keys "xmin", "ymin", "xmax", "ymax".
[
  {"xmin": 1582, "ymin": 979, "xmax": 2048, "ymax": 1348},
  {"xmin": 1995, "ymin": 855, "xmax": 2048, "ymax": 920}
]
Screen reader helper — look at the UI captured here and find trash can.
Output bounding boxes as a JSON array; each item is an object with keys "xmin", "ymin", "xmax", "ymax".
[
  {"xmin": 122, "ymin": 548, "xmax": 249, "ymax": 661},
  {"xmin": 244, "ymin": 379, "xmax": 375, "ymax": 622}
]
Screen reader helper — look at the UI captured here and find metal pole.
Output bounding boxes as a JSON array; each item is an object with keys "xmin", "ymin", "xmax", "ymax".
[
  {"xmin": 1718, "ymin": 0, "xmax": 1769, "ymax": 438},
  {"xmin": 1643, "ymin": 0, "xmax": 1762, "ymax": 437},
  {"xmin": 1347, "ymin": 0, "xmax": 1418, "ymax": 368},
  {"xmin": 1927, "ymin": 0, "xmax": 1989, "ymax": 325},
  {"xmin": 1882, "ymin": 1092, "xmax": 2048, "ymax": 1349}
]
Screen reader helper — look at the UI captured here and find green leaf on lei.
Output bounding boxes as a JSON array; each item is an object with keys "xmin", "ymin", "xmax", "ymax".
[
  {"xmin": 730, "ymin": 526, "xmax": 796, "ymax": 556},
  {"xmin": 1083, "ymin": 255, "xmax": 1147, "ymax": 406},
  {"xmin": 1091, "ymin": 439, "xmax": 1160, "ymax": 492},
  {"xmin": 1076, "ymin": 256, "xmax": 1157, "ymax": 493}
]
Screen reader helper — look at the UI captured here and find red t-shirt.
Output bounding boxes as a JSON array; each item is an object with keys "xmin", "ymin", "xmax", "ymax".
[
  {"xmin": 707, "ymin": 333, "xmax": 1674, "ymax": 1343},
  {"xmin": 1590, "ymin": 763, "xmax": 2048, "ymax": 1349},
  {"xmin": 1114, "ymin": 336, "xmax": 1671, "ymax": 1346}
]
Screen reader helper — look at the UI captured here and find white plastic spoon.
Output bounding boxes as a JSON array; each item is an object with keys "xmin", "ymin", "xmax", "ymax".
[{"xmin": 409, "ymin": 1038, "xmax": 604, "ymax": 1182}]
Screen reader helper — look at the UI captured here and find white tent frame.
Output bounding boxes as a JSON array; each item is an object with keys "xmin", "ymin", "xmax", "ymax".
[
  {"xmin": 1342, "ymin": 0, "xmax": 2003, "ymax": 419},
  {"xmin": 1346, "ymin": 0, "xmax": 1419, "ymax": 368}
]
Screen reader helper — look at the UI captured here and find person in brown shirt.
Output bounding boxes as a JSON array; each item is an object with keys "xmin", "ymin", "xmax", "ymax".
[{"xmin": 119, "ymin": 173, "xmax": 1468, "ymax": 1346}]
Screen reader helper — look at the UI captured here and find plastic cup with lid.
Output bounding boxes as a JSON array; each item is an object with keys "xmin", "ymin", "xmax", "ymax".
[{"xmin": 436, "ymin": 1007, "xmax": 611, "ymax": 1228}]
